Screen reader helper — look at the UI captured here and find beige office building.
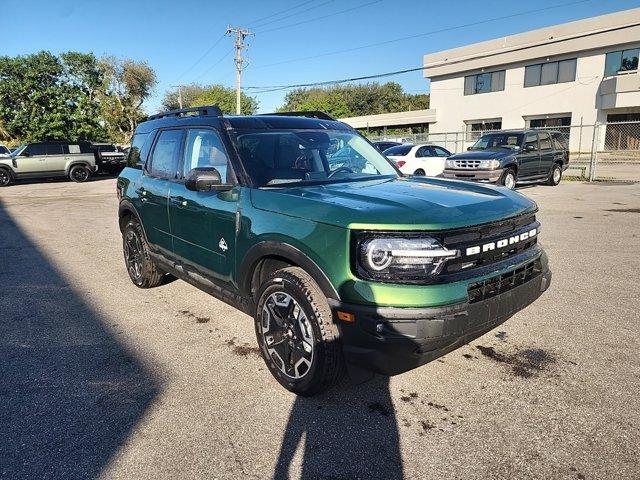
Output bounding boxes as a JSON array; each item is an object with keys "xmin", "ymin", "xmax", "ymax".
[{"xmin": 423, "ymin": 8, "xmax": 640, "ymax": 151}]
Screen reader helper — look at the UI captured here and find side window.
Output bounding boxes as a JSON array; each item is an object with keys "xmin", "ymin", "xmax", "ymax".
[
  {"xmin": 415, "ymin": 146, "xmax": 430, "ymax": 158},
  {"xmin": 149, "ymin": 129, "xmax": 183, "ymax": 179},
  {"xmin": 128, "ymin": 133, "xmax": 150, "ymax": 167},
  {"xmin": 433, "ymin": 146, "xmax": 451, "ymax": 157},
  {"xmin": 524, "ymin": 134, "xmax": 539, "ymax": 152},
  {"xmin": 538, "ymin": 132, "xmax": 552, "ymax": 151},
  {"xmin": 25, "ymin": 143, "xmax": 46, "ymax": 156},
  {"xmin": 67, "ymin": 144, "xmax": 81, "ymax": 154},
  {"xmin": 182, "ymin": 129, "xmax": 230, "ymax": 182},
  {"xmin": 552, "ymin": 133, "xmax": 567, "ymax": 150},
  {"xmin": 45, "ymin": 143, "xmax": 64, "ymax": 155}
]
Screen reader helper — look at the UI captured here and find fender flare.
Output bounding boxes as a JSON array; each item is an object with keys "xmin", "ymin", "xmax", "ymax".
[
  {"xmin": 118, "ymin": 199, "xmax": 150, "ymax": 241},
  {"xmin": 238, "ymin": 241, "xmax": 340, "ymax": 301}
]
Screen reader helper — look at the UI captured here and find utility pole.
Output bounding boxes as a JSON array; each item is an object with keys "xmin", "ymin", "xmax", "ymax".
[
  {"xmin": 226, "ymin": 26, "xmax": 252, "ymax": 115},
  {"xmin": 170, "ymin": 85, "xmax": 184, "ymax": 109}
]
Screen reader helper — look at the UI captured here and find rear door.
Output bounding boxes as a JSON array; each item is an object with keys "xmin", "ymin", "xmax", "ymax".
[
  {"xmin": 518, "ymin": 133, "xmax": 540, "ymax": 179},
  {"xmin": 44, "ymin": 143, "xmax": 67, "ymax": 173},
  {"xmin": 168, "ymin": 127, "xmax": 239, "ymax": 289},
  {"xmin": 537, "ymin": 132, "xmax": 554, "ymax": 176},
  {"xmin": 140, "ymin": 129, "xmax": 184, "ymax": 256}
]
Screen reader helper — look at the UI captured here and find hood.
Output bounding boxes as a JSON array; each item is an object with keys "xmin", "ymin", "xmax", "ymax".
[
  {"xmin": 448, "ymin": 149, "xmax": 516, "ymax": 160},
  {"xmin": 250, "ymin": 177, "xmax": 536, "ymax": 231}
]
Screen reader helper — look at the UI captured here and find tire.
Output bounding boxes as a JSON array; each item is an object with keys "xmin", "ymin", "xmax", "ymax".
[
  {"xmin": 255, "ymin": 266, "xmax": 345, "ymax": 396},
  {"xmin": 69, "ymin": 165, "xmax": 90, "ymax": 183},
  {"xmin": 122, "ymin": 218, "xmax": 165, "ymax": 288},
  {"xmin": 499, "ymin": 168, "xmax": 517, "ymax": 190},
  {"xmin": 413, "ymin": 169, "xmax": 425, "ymax": 176},
  {"xmin": 0, "ymin": 168, "xmax": 13, "ymax": 187},
  {"xmin": 547, "ymin": 163, "xmax": 562, "ymax": 186}
]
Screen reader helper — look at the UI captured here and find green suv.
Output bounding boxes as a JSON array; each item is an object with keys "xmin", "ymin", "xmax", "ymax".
[{"xmin": 117, "ymin": 106, "xmax": 551, "ymax": 395}]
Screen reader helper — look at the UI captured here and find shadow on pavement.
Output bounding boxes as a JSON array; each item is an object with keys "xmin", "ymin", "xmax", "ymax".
[
  {"xmin": 0, "ymin": 199, "xmax": 159, "ymax": 479},
  {"xmin": 274, "ymin": 375, "xmax": 403, "ymax": 480}
]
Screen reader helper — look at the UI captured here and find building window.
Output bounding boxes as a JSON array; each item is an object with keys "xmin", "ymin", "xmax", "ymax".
[
  {"xmin": 465, "ymin": 119, "xmax": 502, "ymax": 141},
  {"xmin": 524, "ymin": 59, "xmax": 576, "ymax": 87},
  {"xmin": 464, "ymin": 70, "xmax": 505, "ymax": 95},
  {"xmin": 604, "ymin": 48, "xmax": 639, "ymax": 76}
]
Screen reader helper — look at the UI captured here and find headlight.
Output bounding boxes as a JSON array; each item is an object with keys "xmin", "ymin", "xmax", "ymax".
[
  {"xmin": 445, "ymin": 159, "xmax": 456, "ymax": 169},
  {"xmin": 478, "ymin": 159, "xmax": 500, "ymax": 169},
  {"xmin": 358, "ymin": 236, "xmax": 458, "ymax": 279}
]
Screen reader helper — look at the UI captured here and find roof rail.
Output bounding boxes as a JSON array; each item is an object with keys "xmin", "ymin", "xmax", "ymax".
[
  {"xmin": 259, "ymin": 111, "xmax": 336, "ymax": 121},
  {"xmin": 147, "ymin": 105, "xmax": 223, "ymax": 121}
]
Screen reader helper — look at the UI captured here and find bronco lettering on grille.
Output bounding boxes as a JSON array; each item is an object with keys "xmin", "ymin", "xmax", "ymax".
[{"xmin": 465, "ymin": 228, "xmax": 537, "ymax": 256}]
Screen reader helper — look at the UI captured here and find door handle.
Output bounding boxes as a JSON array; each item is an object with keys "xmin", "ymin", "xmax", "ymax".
[
  {"xmin": 170, "ymin": 196, "xmax": 188, "ymax": 207},
  {"xmin": 135, "ymin": 187, "xmax": 148, "ymax": 202}
]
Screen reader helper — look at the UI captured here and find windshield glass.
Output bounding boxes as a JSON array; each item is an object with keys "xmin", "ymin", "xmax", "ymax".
[
  {"xmin": 10, "ymin": 144, "xmax": 26, "ymax": 156},
  {"xmin": 0, "ymin": 145, "xmax": 10, "ymax": 155},
  {"xmin": 471, "ymin": 133, "xmax": 523, "ymax": 150},
  {"xmin": 234, "ymin": 130, "xmax": 398, "ymax": 187}
]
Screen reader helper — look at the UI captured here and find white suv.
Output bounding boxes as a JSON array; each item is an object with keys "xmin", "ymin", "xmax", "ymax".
[{"xmin": 384, "ymin": 143, "xmax": 451, "ymax": 177}]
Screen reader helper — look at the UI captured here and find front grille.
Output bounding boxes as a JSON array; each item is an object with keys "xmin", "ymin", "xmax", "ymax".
[
  {"xmin": 454, "ymin": 159, "xmax": 481, "ymax": 168},
  {"xmin": 467, "ymin": 259, "xmax": 542, "ymax": 304}
]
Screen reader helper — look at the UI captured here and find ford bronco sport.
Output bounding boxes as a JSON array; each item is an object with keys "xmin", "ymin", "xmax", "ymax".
[
  {"xmin": 117, "ymin": 106, "xmax": 551, "ymax": 396},
  {"xmin": 443, "ymin": 129, "xmax": 569, "ymax": 189},
  {"xmin": 0, "ymin": 140, "xmax": 97, "ymax": 186}
]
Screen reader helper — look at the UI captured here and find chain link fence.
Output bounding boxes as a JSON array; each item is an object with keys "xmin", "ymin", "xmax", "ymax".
[{"xmin": 370, "ymin": 121, "xmax": 640, "ymax": 182}]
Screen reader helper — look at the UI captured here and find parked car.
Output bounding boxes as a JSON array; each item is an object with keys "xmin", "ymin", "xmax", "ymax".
[
  {"xmin": 384, "ymin": 143, "xmax": 452, "ymax": 176},
  {"xmin": 0, "ymin": 140, "xmax": 97, "ymax": 187},
  {"xmin": 117, "ymin": 106, "xmax": 551, "ymax": 396},
  {"xmin": 443, "ymin": 130, "xmax": 568, "ymax": 189},
  {"xmin": 0, "ymin": 144, "xmax": 11, "ymax": 157},
  {"xmin": 92, "ymin": 142, "xmax": 127, "ymax": 174},
  {"xmin": 372, "ymin": 140, "xmax": 401, "ymax": 152}
]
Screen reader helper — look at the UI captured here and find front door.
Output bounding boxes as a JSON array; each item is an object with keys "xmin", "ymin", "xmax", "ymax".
[
  {"xmin": 168, "ymin": 127, "xmax": 239, "ymax": 289},
  {"xmin": 518, "ymin": 133, "xmax": 540, "ymax": 179},
  {"xmin": 140, "ymin": 129, "xmax": 184, "ymax": 257},
  {"xmin": 12, "ymin": 143, "xmax": 47, "ymax": 177},
  {"xmin": 537, "ymin": 132, "xmax": 554, "ymax": 177}
]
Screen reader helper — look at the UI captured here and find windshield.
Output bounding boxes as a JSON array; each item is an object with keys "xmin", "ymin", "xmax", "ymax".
[
  {"xmin": 471, "ymin": 133, "xmax": 523, "ymax": 150},
  {"xmin": 0, "ymin": 145, "xmax": 10, "ymax": 155},
  {"xmin": 10, "ymin": 144, "xmax": 26, "ymax": 156},
  {"xmin": 234, "ymin": 130, "xmax": 398, "ymax": 187},
  {"xmin": 96, "ymin": 144, "xmax": 117, "ymax": 152}
]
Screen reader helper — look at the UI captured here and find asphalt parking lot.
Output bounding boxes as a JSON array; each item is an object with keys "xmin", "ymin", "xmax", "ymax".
[{"xmin": 1, "ymin": 177, "xmax": 639, "ymax": 480}]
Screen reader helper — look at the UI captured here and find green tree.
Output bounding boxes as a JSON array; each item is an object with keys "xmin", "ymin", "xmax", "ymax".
[
  {"xmin": 98, "ymin": 56, "xmax": 157, "ymax": 143},
  {"xmin": 188, "ymin": 84, "xmax": 258, "ymax": 115},
  {"xmin": 278, "ymin": 82, "xmax": 429, "ymax": 118},
  {"xmin": 161, "ymin": 83, "xmax": 209, "ymax": 111}
]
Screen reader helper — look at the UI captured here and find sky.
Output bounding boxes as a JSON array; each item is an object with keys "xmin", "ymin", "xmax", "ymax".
[{"xmin": 2, "ymin": 0, "xmax": 639, "ymax": 114}]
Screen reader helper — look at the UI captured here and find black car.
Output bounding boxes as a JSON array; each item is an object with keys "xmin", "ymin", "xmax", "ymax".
[
  {"xmin": 372, "ymin": 140, "xmax": 401, "ymax": 152},
  {"xmin": 92, "ymin": 143, "xmax": 127, "ymax": 174},
  {"xmin": 442, "ymin": 129, "xmax": 568, "ymax": 189}
]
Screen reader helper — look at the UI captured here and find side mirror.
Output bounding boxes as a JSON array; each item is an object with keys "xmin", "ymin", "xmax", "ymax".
[
  {"xmin": 185, "ymin": 167, "xmax": 232, "ymax": 192},
  {"xmin": 21, "ymin": 151, "xmax": 30, "ymax": 157},
  {"xmin": 524, "ymin": 144, "xmax": 536, "ymax": 152},
  {"xmin": 467, "ymin": 147, "xmax": 473, "ymax": 151}
]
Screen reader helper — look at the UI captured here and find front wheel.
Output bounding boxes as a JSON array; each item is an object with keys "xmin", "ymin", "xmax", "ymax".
[
  {"xmin": 255, "ymin": 267, "xmax": 344, "ymax": 396},
  {"xmin": 69, "ymin": 165, "xmax": 90, "ymax": 183},
  {"xmin": 547, "ymin": 163, "xmax": 562, "ymax": 186},
  {"xmin": 499, "ymin": 168, "xmax": 517, "ymax": 190},
  {"xmin": 0, "ymin": 169, "xmax": 13, "ymax": 187}
]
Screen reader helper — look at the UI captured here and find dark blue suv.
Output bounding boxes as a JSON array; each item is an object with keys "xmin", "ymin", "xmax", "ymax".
[{"xmin": 443, "ymin": 129, "xmax": 569, "ymax": 189}]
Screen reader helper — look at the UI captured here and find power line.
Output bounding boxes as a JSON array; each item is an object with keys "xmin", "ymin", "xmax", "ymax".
[
  {"xmin": 194, "ymin": 48, "xmax": 234, "ymax": 82},
  {"xmin": 174, "ymin": 33, "xmax": 226, "ymax": 82},
  {"xmin": 256, "ymin": 0, "xmax": 382, "ymax": 34},
  {"xmin": 246, "ymin": 0, "xmax": 316, "ymax": 27},
  {"xmin": 249, "ymin": 0, "xmax": 590, "ymax": 70},
  {"xmin": 252, "ymin": 0, "xmax": 334, "ymax": 30}
]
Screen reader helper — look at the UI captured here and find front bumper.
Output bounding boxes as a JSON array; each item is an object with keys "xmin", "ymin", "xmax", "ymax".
[
  {"xmin": 333, "ymin": 267, "xmax": 551, "ymax": 376},
  {"xmin": 442, "ymin": 168, "xmax": 503, "ymax": 182}
]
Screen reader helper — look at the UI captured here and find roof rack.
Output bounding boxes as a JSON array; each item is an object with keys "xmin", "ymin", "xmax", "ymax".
[
  {"xmin": 259, "ymin": 111, "xmax": 337, "ymax": 121},
  {"xmin": 147, "ymin": 105, "xmax": 223, "ymax": 121}
]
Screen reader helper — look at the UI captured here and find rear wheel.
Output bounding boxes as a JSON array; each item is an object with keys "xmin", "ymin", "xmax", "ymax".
[
  {"xmin": 69, "ymin": 165, "xmax": 90, "ymax": 183},
  {"xmin": 0, "ymin": 169, "xmax": 13, "ymax": 187},
  {"xmin": 413, "ymin": 168, "xmax": 425, "ymax": 176},
  {"xmin": 547, "ymin": 163, "xmax": 562, "ymax": 186},
  {"xmin": 122, "ymin": 218, "xmax": 165, "ymax": 288},
  {"xmin": 499, "ymin": 168, "xmax": 517, "ymax": 190},
  {"xmin": 255, "ymin": 267, "xmax": 344, "ymax": 396}
]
